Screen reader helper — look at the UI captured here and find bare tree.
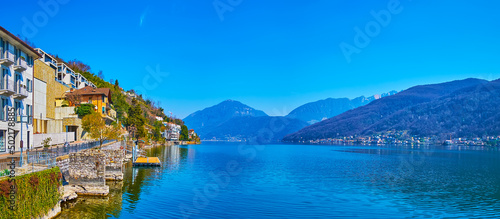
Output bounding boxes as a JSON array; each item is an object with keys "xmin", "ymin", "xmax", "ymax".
[
  {"xmin": 98, "ymin": 70, "xmax": 105, "ymax": 80},
  {"xmin": 65, "ymin": 91, "xmax": 84, "ymax": 106},
  {"xmin": 67, "ymin": 59, "xmax": 91, "ymax": 72}
]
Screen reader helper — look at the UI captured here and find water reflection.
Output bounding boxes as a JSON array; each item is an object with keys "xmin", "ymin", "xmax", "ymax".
[
  {"xmin": 57, "ymin": 181, "xmax": 124, "ymax": 219},
  {"xmin": 57, "ymin": 144, "xmax": 187, "ymax": 218},
  {"xmin": 57, "ymin": 144, "xmax": 500, "ymax": 218}
]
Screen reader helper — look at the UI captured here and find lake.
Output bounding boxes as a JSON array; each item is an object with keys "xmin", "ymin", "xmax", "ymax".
[{"xmin": 56, "ymin": 142, "xmax": 500, "ymax": 218}]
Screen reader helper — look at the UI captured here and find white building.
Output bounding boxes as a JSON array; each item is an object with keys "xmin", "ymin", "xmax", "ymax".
[
  {"xmin": 56, "ymin": 63, "xmax": 77, "ymax": 88},
  {"xmin": 0, "ymin": 26, "xmax": 40, "ymax": 154},
  {"xmin": 163, "ymin": 122, "xmax": 181, "ymax": 141}
]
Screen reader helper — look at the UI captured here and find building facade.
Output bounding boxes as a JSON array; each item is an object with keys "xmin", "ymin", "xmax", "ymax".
[
  {"xmin": 0, "ymin": 26, "xmax": 40, "ymax": 154},
  {"xmin": 64, "ymin": 86, "xmax": 116, "ymax": 123},
  {"xmin": 163, "ymin": 122, "xmax": 181, "ymax": 141}
]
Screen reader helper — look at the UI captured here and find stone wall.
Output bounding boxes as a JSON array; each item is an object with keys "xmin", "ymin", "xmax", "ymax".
[
  {"xmin": 102, "ymin": 149, "xmax": 124, "ymax": 180},
  {"xmin": 68, "ymin": 150, "xmax": 106, "ymax": 188},
  {"xmin": 56, "ymin": 155, "xmax": 70, "ymax": 182}
]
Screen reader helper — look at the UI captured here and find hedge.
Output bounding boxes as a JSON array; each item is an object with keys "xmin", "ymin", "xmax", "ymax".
[{"xmin": 0, "ymin": 167, "xmax": 62, "ymax": 219}]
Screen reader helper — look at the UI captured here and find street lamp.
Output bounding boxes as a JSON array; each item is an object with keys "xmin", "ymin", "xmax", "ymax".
[
  {"xmin": 18, "ymin": 111, "xmax": 30, "ymax": 167},
  {"xmin": 127, "ymin": 126, "xmax": 137, "ymax": 161}
]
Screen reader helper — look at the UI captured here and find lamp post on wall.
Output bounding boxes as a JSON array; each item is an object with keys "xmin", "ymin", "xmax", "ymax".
[
  {"xmin": 128, "ymin": 125, "xmax": 137, "ymax": 162},
  {"xmin": 19, "ymin": 110, "xmax": 29, "ymax": 167}
]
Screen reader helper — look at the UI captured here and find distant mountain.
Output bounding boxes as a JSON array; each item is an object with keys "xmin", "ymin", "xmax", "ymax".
[
  {"xmin": 283, "ymin": 78, "xmax": 491, "ymax": 141},
  {"xmin": 286, "ymin": 91, "xmax": 397, "ymax": 124},
  {"xmin": 203, "ymin": 116, "xmax": 309, "ymax": 143},
  {"xmin": 184, "ymin": 100, "xmax": 267, "ymax": 136}
]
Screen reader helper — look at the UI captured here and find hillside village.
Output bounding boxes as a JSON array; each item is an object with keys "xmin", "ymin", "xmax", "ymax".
[{"xmin": 0, "ymin": 25, "xmax": 199, "ymax": 158}]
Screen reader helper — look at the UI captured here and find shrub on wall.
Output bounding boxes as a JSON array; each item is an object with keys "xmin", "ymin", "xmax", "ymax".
[
  {"xmin": 0, "ymin": 167, "xmax": 62, "ymax": 219},
  {"xmin": 75, "ymin": 103, "xmax": 95, "ymax": 117}
]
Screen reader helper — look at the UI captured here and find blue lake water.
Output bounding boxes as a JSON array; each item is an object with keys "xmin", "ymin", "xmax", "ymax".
[{"xmin": 56, "ymin": 143, "xmax": 500, "ymax": 218}]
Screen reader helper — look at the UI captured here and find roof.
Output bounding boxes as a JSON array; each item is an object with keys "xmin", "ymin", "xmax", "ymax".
[
  {"xmin": 0, "ymin": 26, "xmax": 41, "ymax": 58},
  {"xmin": 67, "ymin": 86, "xmax": 111, "ymax": 97}
]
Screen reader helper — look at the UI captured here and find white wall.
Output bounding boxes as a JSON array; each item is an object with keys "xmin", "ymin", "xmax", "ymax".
[
  {"xmin": 33, "ymin": 132, "xmax": 75, "ymax": 148},
  {"xmin": 33, "ymin": 78, "xmax": 47, "ymax": 119}
]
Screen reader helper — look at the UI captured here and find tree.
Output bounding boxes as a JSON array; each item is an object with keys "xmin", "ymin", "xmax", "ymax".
[
  {"xmin": 114, "ymin": 80, "xmax": 119, "ymax": 89},
  {"xmin": 180, "ymin": 125, "xmax": 189, "ymax": 141},
  {"xmin": 65, "ymin": 91, "xmax": 83, "ymax": 106},
  {"xmin": 98, "ymin": 70, "xmax": 105, "ymax": 80},
  {"xmin": 127, "ymin": 98, "xmax": 147, "ymax": 139},
  {"xmin": 82, "ymin": 113, "xmax": 122, "ymax": 149},
  {"xmin": 67, "ymin": 59, "xmax": 91, "ymax": 72}
]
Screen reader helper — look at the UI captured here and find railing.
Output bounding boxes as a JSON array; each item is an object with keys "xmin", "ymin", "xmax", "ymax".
[
  {"xmin": 15, "ymin": 58, "xmax": 28, "ymax": 69},
  {"xmin": 13, "ymin": 83, "xmax": 28, "ymax": 98},
  {"xmin": 0, "ymin": 48, "xmax": 15, "ymax": 63},
  {"xmin": 26, "ymin": 139, "xmax": 115, "ymax": 164},
  {"xmin": 16, "ymin": 115, "xmax": 32, "ymax": 123},
  {"xmin": 0, "ymin": 79, "xmax": 14, "ymax": 91}
]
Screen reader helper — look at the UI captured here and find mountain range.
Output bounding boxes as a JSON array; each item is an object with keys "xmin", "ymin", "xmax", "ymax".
[
  {"xmin": 283, "ymin": 78, "xmax": 500, "ymax": 141},
  {"xmin": 286, "ymin": 91, "xmax": 397, "ymax": 124},
  {"xmin": 184, "ymin": 92, "xmax": 397, "ymax": 142}
]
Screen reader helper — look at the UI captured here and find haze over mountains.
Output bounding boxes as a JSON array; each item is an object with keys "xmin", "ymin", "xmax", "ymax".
[
  {"xmin": 184, "ymin": 92, "xmax": 397, "ymax": 142},
  {"xmin": 284, "ymin": 78, "xmax": 500, "ymax": 142}
]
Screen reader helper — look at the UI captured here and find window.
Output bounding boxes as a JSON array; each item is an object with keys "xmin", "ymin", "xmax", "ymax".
[
  {"xmin": 0, "ymin": 130, "xmax": 5, "ymax": 152},
  {"xmin": 102, "ymin": 95, "xmax": 105, "ymax": 103},
  {"xmin": 0, "ymin": 98, "xmax": 6, "ymax": 121},
  {"xmin": 102, "ymin": 106, "xmax": 105, "ymax": 114},
  {"xmin": 15, "ymin": 101, "xmax": 22, "ymax": 118},
  {"xmin": 27, "ymin": 79, "xmax": 32, "ymax": 92},
  {"xmin": 1, "ymin": 68, "xmax": 6, "ymax": 89},
  {"xmin": 26, "ymin": 104, "xmax": 31, "ymax": 124}
]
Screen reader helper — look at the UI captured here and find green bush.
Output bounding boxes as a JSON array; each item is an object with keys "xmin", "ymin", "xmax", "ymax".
[
  {"xmin": 75, "ymin": 103, "xmax": 95, "ymax": 117},
  {"xmin": 0, "ymin": 167, "xmax": 62, "ymax": 219}
]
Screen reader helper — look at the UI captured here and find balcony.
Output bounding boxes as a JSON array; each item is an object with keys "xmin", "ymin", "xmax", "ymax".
[
  {"xmin": 13, "ymin": 58, "xmax": 28, "ymax": 72},
  {"xmin": 0, "ymin": 79, "xmax": 15, "ymax": 96},
  {"xmin": 13, "ymin": 83, "xmax": 28, "ymax": 99},
  {"xmin": 16, "ymin": 115, "xmax": 32, "ymax": 124},
  {"xmin": 0, "ymin": 48, "xmax": 14, "ymax": 66}
]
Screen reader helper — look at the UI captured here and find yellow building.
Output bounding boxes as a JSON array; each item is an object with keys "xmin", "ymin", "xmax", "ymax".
[
  {"xmin": 65, "ymin": 86, "xmax": 116, "ymax": 122},
  {"xmin": 33, "ymin": 50, "xmax": 71, "ymax": 134}
]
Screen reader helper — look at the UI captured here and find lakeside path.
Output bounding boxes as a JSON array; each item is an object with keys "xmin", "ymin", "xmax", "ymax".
[{"xmin": 0, "ymin": 140, "xmax": 118, "ymax": 159}]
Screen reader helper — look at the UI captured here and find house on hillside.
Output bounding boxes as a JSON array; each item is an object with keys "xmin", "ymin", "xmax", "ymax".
[
  {"xmin": 162, "ymin": 122, "xmax": 181, "ymax": 141},
  {"xmin": 188, "ymin": 129, "xmax": 195, "ymax": 139},
  {"xmin": 64, "ymin": 86, "xmax": 116, "ymax": 123}
]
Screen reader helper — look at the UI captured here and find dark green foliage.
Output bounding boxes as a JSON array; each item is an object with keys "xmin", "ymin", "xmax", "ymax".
[
  {"xmin": 128, "ymin": 99, "xmax": 147, "ymax": 138},
  {"xmin": 74, "ymin": 103, "xmax": 94, "ymax": 117},
  {"xmin": 0, "ymin": 167, "xmax": 62, "ymax": 219},
  {"xmin": 180, "ymin": 125, "xmax": 189, "ymax": 141}
]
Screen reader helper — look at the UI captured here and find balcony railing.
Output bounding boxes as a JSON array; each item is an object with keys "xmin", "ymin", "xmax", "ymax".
[
  {"xmin": 0, "ymin": 48, "xmax": 15, "ymax": 66},
  {"xmin": 13, "ymin": 58, "xmax": 28, "ymax": 72},
  {"xmin": 13, "ymin": 83, "xmax": 28, "ymax": 99},
  {"xmin": 16, "ymin": 115, "xmax": 33, "ymax": 124},
  {"xmin": 0, "ymin": 79, "xmax": 15, "ymax": 96}
]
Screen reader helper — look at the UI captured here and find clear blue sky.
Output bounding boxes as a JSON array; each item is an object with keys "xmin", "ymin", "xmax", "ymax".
[{"xmin": 2, "ymin": 0, "xmax": 500, "ymax": 118}]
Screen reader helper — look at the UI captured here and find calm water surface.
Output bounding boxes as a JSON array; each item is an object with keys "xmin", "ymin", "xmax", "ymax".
[{"xmin": 56, "ymin": 143, "xmax": 500, "ymax": 218}]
